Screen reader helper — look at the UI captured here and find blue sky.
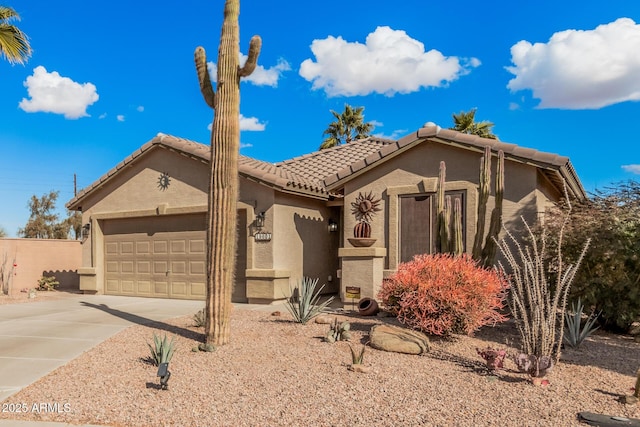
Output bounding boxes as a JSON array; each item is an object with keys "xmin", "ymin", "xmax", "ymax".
[{"xmin": 1, "ymin": 0, "xmax": 639, "ymax": 237}]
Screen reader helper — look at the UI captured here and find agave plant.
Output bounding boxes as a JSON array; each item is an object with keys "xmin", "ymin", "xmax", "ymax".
[
  {"xmin": 349, "ymin": 343, "xmax": 367, "ymax": 365},
  {"xmin": 284, "ymin": 277, "xmax": 334, "ymax": 324},
  {"xmin": 146, "ymin": 333, "xmax": 177, "ymax": 366},
  {"xmin": 564, "ymin": 298, "xmax": 600, "ymax": 348}
]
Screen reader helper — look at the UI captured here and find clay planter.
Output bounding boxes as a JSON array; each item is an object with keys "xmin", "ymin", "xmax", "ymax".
[
  {"xmin": 358, "ymin": 297, "xmax": 379, "ymax": 316},
  {"xmin": 347, "ymin": 238, "xmax": 376, "ymax": 247}
]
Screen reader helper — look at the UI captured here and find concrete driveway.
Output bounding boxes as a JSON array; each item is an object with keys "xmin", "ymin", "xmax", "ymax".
[{"xmin": 0, "ymin": 294, "xmax": 203, "ymax": 403}]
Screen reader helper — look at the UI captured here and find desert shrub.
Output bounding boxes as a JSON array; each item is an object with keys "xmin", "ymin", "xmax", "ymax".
[
  {"xmin": 378, "ymin": 253, "xmax": 509, "ymax": 336},
  {"xmin": 544, "ymin": 181, "xmax": 640, "ymax": 331},
  {"xmin": 37, "ymin": 275, "xmax": 59, "ymax": 291}
]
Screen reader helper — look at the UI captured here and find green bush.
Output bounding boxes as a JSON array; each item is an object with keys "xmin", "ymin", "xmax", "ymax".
[
  {"xmin": 544, "ymin": 181, "xmax": 640, "ymax": 331},
  {"xmin": 37, "ymin": 275, "xmax": 59, "ymax": 291}
]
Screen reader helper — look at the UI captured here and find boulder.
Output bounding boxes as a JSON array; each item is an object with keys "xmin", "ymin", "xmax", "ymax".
[
  {"xmin": 314, "ymin": 315, "xmax": 334, "ymax": 324},
  {"xmin": 369, "ymin": 324, "xmax": 430, "ymax": 355}
]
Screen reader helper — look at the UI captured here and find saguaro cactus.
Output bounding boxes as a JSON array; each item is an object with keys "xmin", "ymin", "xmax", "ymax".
[
  {"xmin": 472, "ymin": 146, "xmax": 492, "ymax": 260},
  {"xmin": 436, "ymin": 161, "xmax": 449, "ymax": 253},
  {"xmin": 194, "ymin": 0, "xmax": 261, "ymax": 346},
  {"xmin": 435, "ymin": 146, "xmax": 504, "ymax": 266},
  {"xmin": 480, "ymin": 149, "xmax": 504, "ymax": 267}
]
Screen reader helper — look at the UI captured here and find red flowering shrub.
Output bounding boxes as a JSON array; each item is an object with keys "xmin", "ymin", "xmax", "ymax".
[{"xmin": 378, "ymin": 253, "xmax": 509, "ymax": 336}]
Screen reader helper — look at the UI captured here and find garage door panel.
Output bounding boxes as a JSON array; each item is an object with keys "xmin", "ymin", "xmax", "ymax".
[
  {"xmin": 103, "ymin": 213, "xmax": 243, "ymax": 301},
  {"xmin": 136, "ymin": 241, "xmax": 150, "ymax": 255},
  {"xmin": 171, "ymin": 240, "xmax": 186, "ymax": 254},
  {"xmin": 121, "ymin": 280, "xmax": 135, "ymax": 293},
  {"xmin": 154, "ymin": 281, "xmax": 168, "ymax": 295},
  {"xmin": 171, "ymin": 282, "xmax": 187, "ymax": 297},
  {"xmin": 171, "ymin": 261, "xmax": 186, "ymax": 275},
  {"xmin": 191, "ymin": 282, "xmax": 205, "ymax": 297},
  {"xmin": 137, "ymin": 261, "xmax": 150, "ymax": 274},
  {"xmin": 121, "ymin": 261, "xmax": 134, "ymax": 273},
  {"xmin": 137, "ymin": 280, "xmax": 152, "ymax": 295},
  {"xmin": 106, "ymin": 261, "xmax": 119, "ymax": 273},
  {"xmin": 190, "ymin": 261, "xmax": 205, "ymax": 275},
  {"xmin": 154, "ymin": 241, "xmax": 168, "ymax": 254},
  {"xmin": 153, "ymin": 261, "xmax": 169, "ymax": 274},
  {"xmin": 190, "ymin": 240, "xmax": 205, "ymax": 254}
]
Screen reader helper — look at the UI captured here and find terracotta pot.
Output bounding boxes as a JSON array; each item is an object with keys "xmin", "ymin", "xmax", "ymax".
[
  {"xmin": 347, "ymin": 238, "xmax": 376, "ymax": 247},
  {"xmin": 358, "ymin": 297, "xmax": 379, "ymax": 316}
]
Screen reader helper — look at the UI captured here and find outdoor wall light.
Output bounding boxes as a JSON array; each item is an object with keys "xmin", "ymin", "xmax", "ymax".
[
  {"xmin": 328, "ymin": 219, "xmax": 339, "ymax": 233},
  {"xmin": 82, "ymin": 223, "xmax": 91, "ymax": 239},
  {"xmin": 255, "ymin": 211, "xmax": 265, "ymax": 228},
  {"xmin": 157, "ymin": 362, "xmax": 171, "ymax": 390}
]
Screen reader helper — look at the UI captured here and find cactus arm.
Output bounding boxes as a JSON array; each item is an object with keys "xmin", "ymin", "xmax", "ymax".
[
  {"xmin": 472, "ymin": 146, "xmax": 491, "ymax": 260},
  {"xmin": 195, "ymin": 46, "xmax": 215, "ymax": 109},
  {"xmin": 238, "ymin": 35, "xmax": 262, "ymax": 77},
  {"xmin": 452, "ymin": 197, "xmax": 463, "ymax": 256},
  {"xmin": 436, "ymin": 161, "xmax": 449, "ymax": 253},
  {"xmin": 481, "ymin": 150, "xmax": 504, "ymax": 266}
]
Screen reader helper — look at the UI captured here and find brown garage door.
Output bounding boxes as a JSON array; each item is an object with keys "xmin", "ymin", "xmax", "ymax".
[{"xmin": 103, "ymin": 214, "xmax": 207, "ymax": 300}]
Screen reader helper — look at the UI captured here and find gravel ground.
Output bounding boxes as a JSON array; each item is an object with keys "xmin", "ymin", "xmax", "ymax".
[{"xmin": 0, "ymin": 303, "xmax": 639, "ymax": 427}]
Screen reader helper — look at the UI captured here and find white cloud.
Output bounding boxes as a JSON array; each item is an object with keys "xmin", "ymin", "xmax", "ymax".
[
  {"xmin": 508, "ymin": 102, "xmax": 520, "ymax": 111},
  {"xmin": 240, "ymin": 142, "xmax": 253, "ymax": 149},
  {"xmin": 370, "ymin": 120, "xmax": 384, "ymax": 127},
  {"xmin": 207, "ymin": 114, "xmax": 266, "ymax": 132},
  {"xmin": 137, "ymin": 106, "xmax": 144, "ymax": 112},
  {"xmin": 99, "ymin": 113, "xmax": 107, "ymax": 119},
  {"xmin": 117, "ymin": 115, "xmax": 125, "ymax": 122},
  {"xmin": 207, "ymin": 56, "xmax": 290, "ymax": 88},
  {"xmin": 622, "ymin": 164, "xmax": 640, "ymax": 174},
  {"xmin": 19, "ymin": 66, "xmax": 99, "ymax": 119},
  {"xmin": 299, "ymin": 26, "xmax": 480, "ymax": 97},
  {"xmin": 507, "ymin": 18, "xmax": 640, "ymax": 109},
  {"xmin": 239, "ymin": 114, "xmax": 266, "ymax": 131},
  {"xmin": 374, "ymin": 129, "xmax": 408, "ymax": 140}
]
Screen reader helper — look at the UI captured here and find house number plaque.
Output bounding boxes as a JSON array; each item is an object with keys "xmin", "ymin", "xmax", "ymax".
[{"xmin": 345, "ymin": 286, "xmax": 361, "ymax": 299}]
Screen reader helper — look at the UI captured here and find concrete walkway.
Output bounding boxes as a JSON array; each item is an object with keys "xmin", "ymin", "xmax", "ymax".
[{"xmin": 0, "ymin": 294, "xmax": 204, "ymax": 404}]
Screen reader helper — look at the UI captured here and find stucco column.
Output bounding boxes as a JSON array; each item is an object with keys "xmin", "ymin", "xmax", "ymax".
[{"xmin": 338, "ymin": 247, "xmax": 386, "ymax": 308}]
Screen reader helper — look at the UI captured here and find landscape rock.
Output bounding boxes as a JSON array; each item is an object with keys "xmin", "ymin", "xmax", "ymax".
[
  {"xmin": 369, "ymin": 324, "xmax": 430, "ymax": 355},
  {"xmin": 629, "ymin": 321, "xmax": 640, "ymax": 336},
  {"xmin": 315, "ymin": 315, "xmax": 334, "ymax": 324}
]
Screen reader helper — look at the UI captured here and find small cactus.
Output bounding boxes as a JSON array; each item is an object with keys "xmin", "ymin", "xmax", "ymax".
[
  {"xmin": 353, "ymin": 221, "xmax": 371, "ymax": 238},
  {"xmin": 325, "ymin": 318, "xmax": 351, "ymax": 343}
]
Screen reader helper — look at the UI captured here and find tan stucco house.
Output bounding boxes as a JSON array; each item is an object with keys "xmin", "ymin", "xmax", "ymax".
[{"xmin": 66, "ymin": 122, "xmax": 585, "ymax": 305}]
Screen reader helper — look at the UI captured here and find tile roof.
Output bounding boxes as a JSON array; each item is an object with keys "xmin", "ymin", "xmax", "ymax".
[{"xmin": 67, "ymin": 124, "xmax": 586, "ymax": 211}]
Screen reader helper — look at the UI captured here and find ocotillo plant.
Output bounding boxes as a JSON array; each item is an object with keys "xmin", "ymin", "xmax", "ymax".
[{"xmin": 194, "ymin": 0, "xmax": 261, "ymax": 346}]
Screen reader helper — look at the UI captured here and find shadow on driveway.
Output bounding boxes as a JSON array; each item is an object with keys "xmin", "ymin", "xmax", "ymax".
[{"xmin": 79, "ymin": 301, "xmax": 203, "ymax": 342}]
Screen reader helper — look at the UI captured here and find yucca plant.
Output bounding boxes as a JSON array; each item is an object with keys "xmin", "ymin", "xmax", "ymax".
[
  {"xmin": 146, "ymin": 333, "xmax": 177, "ymax": 366},
  {"xmin": 564, "ymin": 298, "xmax": 600, "ymax": 348},
  {"xmin": 284, "ymin": 277, "xmax": 334, "ymax": 324}
]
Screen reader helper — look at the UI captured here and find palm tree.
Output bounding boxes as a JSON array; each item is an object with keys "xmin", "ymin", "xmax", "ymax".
[
  {"xmin": 320, "ymin": 104, "xmax": 374, "ymax": 150},
  {"xmin": 0, "ymin": 6, "xmax": 31, "ymax": 65},
  {"xmin": 450, "ymin": 108, "xmax": 497, "ymax": 140}
]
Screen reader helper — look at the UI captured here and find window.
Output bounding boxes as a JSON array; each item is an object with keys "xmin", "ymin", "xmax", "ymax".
[{"xmin": 399, "ymin": 191, "xmax": 465, "ymax": 263}]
